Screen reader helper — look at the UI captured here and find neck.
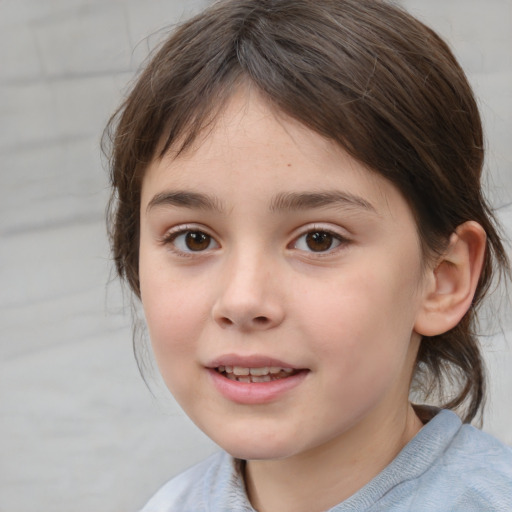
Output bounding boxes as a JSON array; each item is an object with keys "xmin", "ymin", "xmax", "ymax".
[{"xmin": 244, "ymin": 403, "xmax": 423, "ymax": 512}]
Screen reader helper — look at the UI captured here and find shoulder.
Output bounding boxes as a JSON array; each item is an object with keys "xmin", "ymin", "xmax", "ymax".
[
  {"xmin": 139, "ymin": 451, "xmax": 248, "ymax": 512},
  {"xmin": 432, "ymin": 420, "xmax": 512, "ymax": 507},
  {"xmin": 391, "ymin": 410, "xmax": 512, "ymax": 511},
  {"xmin": 340, "ymin": 410, "xmax": 512, "ymax": 512},
  {"xmin": 431, "ymin": 412, "xmax": 512, "ymax": 479}
]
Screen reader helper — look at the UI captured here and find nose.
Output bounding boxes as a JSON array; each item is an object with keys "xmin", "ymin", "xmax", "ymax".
[{"xmin": 212, "ymin": 252, "xmax": 285, "ymax": 331}]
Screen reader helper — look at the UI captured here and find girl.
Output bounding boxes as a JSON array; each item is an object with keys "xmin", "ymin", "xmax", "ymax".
[{"xmin": 105, "ymin": 0, "xmax": 512, "ymax": 510}]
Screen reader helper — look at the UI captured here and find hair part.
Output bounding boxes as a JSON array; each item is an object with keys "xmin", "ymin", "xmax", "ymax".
[{"xmin": 104, "ymin": 0, "xmax": 510, "ymax": 423}]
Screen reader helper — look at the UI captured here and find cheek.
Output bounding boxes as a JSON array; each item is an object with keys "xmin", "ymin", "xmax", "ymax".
[
  {"xmin": 139, "ymin": 262, "xmax": 208, "ymax": 368},
  {"xmin": 141, "ymin": 284, "xmax": 207, "ymax": 400},
  {"xmin": 299, "ymin": 262, "xmax": 421, "ymax": 369},
  {"xmin": 143, "ymin": 288, "xmax": 202, "ymax": 348}
]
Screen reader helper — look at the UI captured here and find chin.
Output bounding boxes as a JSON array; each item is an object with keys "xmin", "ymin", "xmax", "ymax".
[
  {"xmin": 211, "ymin": 430, "xmax": 301, "ymax": 461},
  {"xmin": 225, "ymin": 445, "xmax": 292, "ymax": 461}
]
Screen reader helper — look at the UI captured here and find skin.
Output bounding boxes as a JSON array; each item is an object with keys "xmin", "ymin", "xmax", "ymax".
[{"xmin": 138, "ymin": 88, "xmax": 436, "ymax": 512}]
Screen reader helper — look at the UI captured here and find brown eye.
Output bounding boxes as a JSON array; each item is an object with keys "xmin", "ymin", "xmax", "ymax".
[
  {"xmin": 293, "ymin": 230, "xmax": 343, "ymax": 253},
  {"xmin": 168, "ymin": 230, "xmax": 218, "ymax": 253},
  {"xmin": 305, "ymin": 231, "xmax": 334, "ymax": 252},
  {"xmin": 185, "ymin": 231, "xmax": 211, "ymax": 251}
]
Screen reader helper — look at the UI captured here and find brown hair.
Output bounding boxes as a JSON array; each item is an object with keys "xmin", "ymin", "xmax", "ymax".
[{"xmin": 104, "ymin": 0, "xmax": 509, "ymax": 423}]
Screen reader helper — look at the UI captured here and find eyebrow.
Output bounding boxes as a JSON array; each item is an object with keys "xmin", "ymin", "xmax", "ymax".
[
  {"xmin": 269, "ymin": 191, "xmax": 376, "ymax": 213},
  {"xmin": 146, "ymin": 189, "xmax": 376, "ymax": 215},
  {"xmin": 146, "ymin": 191, "xmax": 224, "ymax": 213}
]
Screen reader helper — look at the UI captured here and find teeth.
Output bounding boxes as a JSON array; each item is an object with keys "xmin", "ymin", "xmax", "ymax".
[
  {"xmin": 217, "ymin": 365, "xmax": 296, "ymax": 382},
  {"xmin": 221, "ymin": 366, "xmax": 294, "ymax": 375},
  {"xmin": 233, "ymin": 366, "xmax": 250, "ymax": 376},
  {"xmin": 251, "ymin": 375, "xmax": 272, "ymax": 383},
  {"xmin": 249, "ymin": 367, "xmax": 269, "ymax": 376}
]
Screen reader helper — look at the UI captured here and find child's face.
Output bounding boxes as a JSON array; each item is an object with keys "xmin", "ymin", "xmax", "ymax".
[{"xmin": 139, "ymin": 89, "xmax": 430, "ymax": 461}]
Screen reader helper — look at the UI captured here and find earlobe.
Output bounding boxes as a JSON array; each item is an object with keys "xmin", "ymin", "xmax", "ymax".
[{"xmin": 414, "ymin": 221, "xmax": 486, "ymax": 337}]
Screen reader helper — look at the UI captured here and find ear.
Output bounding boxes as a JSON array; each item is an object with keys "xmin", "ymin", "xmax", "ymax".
[{"xmin": 414, "ymin": 221, "xmax": 487, "ymax": 337}]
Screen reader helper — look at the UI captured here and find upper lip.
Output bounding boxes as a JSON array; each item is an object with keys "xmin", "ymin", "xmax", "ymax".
[{"xmin": 205, "ymin": 354, "xmax": 302, "ymax": 369}]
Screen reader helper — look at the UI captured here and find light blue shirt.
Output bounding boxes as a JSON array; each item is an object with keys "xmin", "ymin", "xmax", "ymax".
[{"xmin": 141, "ymin": 409, "xmax": 512, "ymax": 511}]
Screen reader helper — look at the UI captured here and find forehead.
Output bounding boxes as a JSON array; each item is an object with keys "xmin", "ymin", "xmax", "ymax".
[{"xmin": 141, "ymin": 89, "xmax": 411, "ymax": 222}]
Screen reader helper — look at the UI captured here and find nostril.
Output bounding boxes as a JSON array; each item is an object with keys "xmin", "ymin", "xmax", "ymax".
[
  {"xmin": 218, "ymin": 316, "xmax": 270, "ymax": 328},
  {"xmin": 222, "ymin": 318, "xmax": 234, "ymax": 326},
  {"xmin": 213, "ymin": 306, "xmax": 281, "ymax": 329}
]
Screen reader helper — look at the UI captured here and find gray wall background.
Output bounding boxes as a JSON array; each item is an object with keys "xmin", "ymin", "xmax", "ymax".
[{"xmin": 1, "ymin": 1, "xmax": 511, "ymax": 511}]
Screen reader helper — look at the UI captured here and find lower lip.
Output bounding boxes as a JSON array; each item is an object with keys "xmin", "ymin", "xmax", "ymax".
[{"xmin": 207, "ymin": 369, "xmax": 309, "ymax": 405}]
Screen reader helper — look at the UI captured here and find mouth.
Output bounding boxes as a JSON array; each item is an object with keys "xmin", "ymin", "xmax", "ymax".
[
  {"xmin": 206, "ymin": 355, "xmax": 309, "ymax": 403},
  {"xmin": 215, "ymin": 365, "xmax": 298, "ymax": 383}
]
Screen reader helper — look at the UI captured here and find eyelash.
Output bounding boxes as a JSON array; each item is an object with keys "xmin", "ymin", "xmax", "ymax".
[
  {"xmin": 160, "ymin": 225, "xmax": 219, "ymax": 257},
  {"xmin": 290, "ymin": 226, "xmax": 350, "ymax": 255},
  {"xmin": 160, "ymin": 225, "xmax": 350, "ymax": 257}
]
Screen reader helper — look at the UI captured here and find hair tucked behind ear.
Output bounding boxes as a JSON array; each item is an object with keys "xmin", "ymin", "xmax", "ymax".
[{"xmin": 104, "ymin": 0, "xmax": 510, "ymax": 423}]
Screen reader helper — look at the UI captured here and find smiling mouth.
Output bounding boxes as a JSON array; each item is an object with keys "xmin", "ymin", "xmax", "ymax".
[{"xmin": 216, "ymin": 366, "xmax": 299, "ymax": 383}]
